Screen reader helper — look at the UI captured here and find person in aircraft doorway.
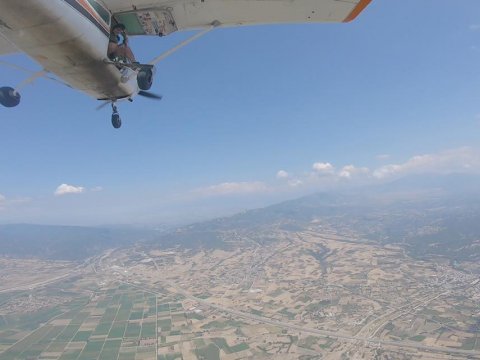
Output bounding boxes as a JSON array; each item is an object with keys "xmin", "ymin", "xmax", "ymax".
[{"xmin": 107, "ymin": 23, "xmax": 137, "ymax": 63}]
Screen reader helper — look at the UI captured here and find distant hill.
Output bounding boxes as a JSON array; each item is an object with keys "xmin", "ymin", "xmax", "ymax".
[
  {"xmin": 3, "ymin": 174, "xmax": 479, "ymax": 262},
  {"xmin": 0, "ymin": 224, "xmax": 157, "ymax": 261},
  {"xmin": 153, "ymin": 173, "xmax": 480, "ymax": 261}
]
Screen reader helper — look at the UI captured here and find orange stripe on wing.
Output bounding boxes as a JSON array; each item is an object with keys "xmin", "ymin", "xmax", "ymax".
[
  {"xmin": 343, "ymin": 0, "xmax": 372, "ymax": 23},
  {"xmin": 76, "ymin": 0, "xmax": 109, "ymax": 32}
]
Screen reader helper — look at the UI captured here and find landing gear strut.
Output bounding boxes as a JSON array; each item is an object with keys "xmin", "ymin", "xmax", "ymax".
[
  {"xmin": 0, "ymin": 87, "xmax": 21, "ymax": 107},
  {"xmin": 111, "ymin": 102, "xmax": 121, "ymax": 129}
]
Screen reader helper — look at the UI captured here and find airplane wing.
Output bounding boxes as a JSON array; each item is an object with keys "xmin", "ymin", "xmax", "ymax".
[
  {"xmin": 0, "ymin": 35, "xmax": 19, "ymax": 55},
  {"xmin": 102, "ymin": 0, "xmax": 372, "ymax": 36}
]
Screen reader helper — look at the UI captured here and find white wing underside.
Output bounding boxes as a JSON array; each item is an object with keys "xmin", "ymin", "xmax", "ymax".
[
  {"xmin": 0, "ymin": 0, "xmax": 370, "ymax": 55},
  {"xmin": 0, "ymin": 34, "xmax": 18, "ymax": 55},
  {"xmin": 104, "ymin": 0, "xmax": 371, "ymax": 35}
]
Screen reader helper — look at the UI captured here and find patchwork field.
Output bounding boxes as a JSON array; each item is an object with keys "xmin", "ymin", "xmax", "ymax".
[
  {"xmin": 0, "ymin": 278, "xmax": 253, "ymax": 360},
  {"xmin": 1, "ymin": 220, "xmax": 480, "ymax": 360},
  {"xmin": 0, "ymin": 282, "xmax": 160, "ymax": 360}
]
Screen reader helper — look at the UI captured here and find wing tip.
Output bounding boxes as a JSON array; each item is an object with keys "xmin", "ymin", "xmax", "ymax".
[{"xmin": 343, "ymin": 0, "xmax": 373, "ymax": 23}]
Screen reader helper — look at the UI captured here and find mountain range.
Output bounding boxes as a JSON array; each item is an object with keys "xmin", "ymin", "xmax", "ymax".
[{"xmin": 1, "ymin": 173, "xmax": 479, "ymax": 261}]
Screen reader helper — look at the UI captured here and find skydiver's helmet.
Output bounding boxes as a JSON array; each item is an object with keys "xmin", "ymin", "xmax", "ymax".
[
  {"xmin": 111, "ymin": 23, "xmax": 126, "ymax": 32},
  {"xmin": 111, "ymin": 23, "xmax": 127, "ymax": 45}
]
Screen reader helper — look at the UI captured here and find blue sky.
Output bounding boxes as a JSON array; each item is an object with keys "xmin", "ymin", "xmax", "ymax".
[{"xmin": 1, "ymin": 0, "xmax": 480, "ymax": 225}]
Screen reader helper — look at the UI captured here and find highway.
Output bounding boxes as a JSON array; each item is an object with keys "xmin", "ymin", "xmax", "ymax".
[
  {"xmin": 106, "ymin": 256, "xmax": 480, "ymax": 358},
  {"xmin": 0, "ymin": 252, "xmax": 107, "ymax": 294},
  {"xmin": 143, "ymin": 271, "xmax": 480, "ymax": 358}
]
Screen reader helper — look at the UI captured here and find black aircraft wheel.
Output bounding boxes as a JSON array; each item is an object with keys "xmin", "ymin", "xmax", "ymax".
[
  {"xmin": 0, "ymin": 87, "xmax": 21, "ymax": 107},
  {"xmin": 111, "ymin": 113, "xmax": 122, "ymax": 129},
  {"xmin": 137, "ymin": 68, "xmax": 153, "ymax": 90}
]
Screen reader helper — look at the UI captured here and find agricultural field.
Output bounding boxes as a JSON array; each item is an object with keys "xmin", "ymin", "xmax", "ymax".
[
  {"xmin": 0, "ymin": 273, "xmax": 256, "ymax": 360},
  {"xmin": 0, "ymin": 282, "xmax": 159, "ymax": 360}
]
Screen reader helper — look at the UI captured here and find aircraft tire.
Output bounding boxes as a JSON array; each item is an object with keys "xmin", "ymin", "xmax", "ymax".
[
  {"xmin": 111, "ymin": 113, "xmax": 122, "ymax": 129},
  {"xmin": 137, "ymin": 69, "xmax": 153, "ymax": 90},
  {"xmin": 0, "ymin": 87, "xmax": 21, "ymax": 107}
]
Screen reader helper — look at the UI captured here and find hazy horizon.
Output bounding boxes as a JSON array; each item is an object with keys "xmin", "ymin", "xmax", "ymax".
[{"xmin": 0, "ymin": 171, "xmax": 478, "ymax": 228}]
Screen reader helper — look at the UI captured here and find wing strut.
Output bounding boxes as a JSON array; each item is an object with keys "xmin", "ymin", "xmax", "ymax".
[
  {"xmin": 0, "ymin": 60, "xmax": 72, "ymax": 89},
  {"xmin": 148, "ymin": 20, "xmax": 221, "ymax": 65}
]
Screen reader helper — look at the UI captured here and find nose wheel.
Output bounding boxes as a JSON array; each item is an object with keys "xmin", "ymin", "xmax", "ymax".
[
  {"xmin": 0, "ymin": 87, "xmax": 21, "ymax": 107},
  {"xmin": 111, "ymin": 103, "xmax": 122, "ymax": 129}
]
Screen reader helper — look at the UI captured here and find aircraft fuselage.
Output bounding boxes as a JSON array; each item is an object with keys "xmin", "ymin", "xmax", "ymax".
[{"xmin": 0, "ymin": 0, "xmax": 137, "ymax": 100}]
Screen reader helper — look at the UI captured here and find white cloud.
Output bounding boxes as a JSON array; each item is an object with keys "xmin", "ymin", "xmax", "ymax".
[
  {"xmin": 0, "ymin": 194, "xmax": 31, "ymax": 211},
  {"xmin": 91, "ymin": 186, "xmax": 104, "ymax": 192},
  {"xmin": 376, "ymin": 154, "xmax": 390, "ymax": 161},
  {"xmin": 54, "ymin": 184, "xmax": 85, "ymax": 196},
  {"xmin": 339, "ymin": 165, "xmax": 370, "ymax": 179},
  {"xmin": 189, "ymin": 147, "xmax": 480, "ymax": 203},
  {"xmin": 312, "ymin": 162, "xmax": 335, "ymax": 174},
  {"xmin": 7, "ymin": 197, "xmax": 31, "ymax": 205},
  {"xmin": 469, "ymin": 24, "xmax": 480, "ymax": 31},
  {"xmin": 373, "ymin": 147, "xmax": 480, "ymax": 179},
  {"xmin": 276, "ymin": 170, "xmax": 289, "ymax": 179},
  {"xmin": 193, "ymin": 181, "xmax": 268, "ymax": 197},
  {"xmin": 288, "ymin": 179, "xmax": 303, "ymax": 187}
]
